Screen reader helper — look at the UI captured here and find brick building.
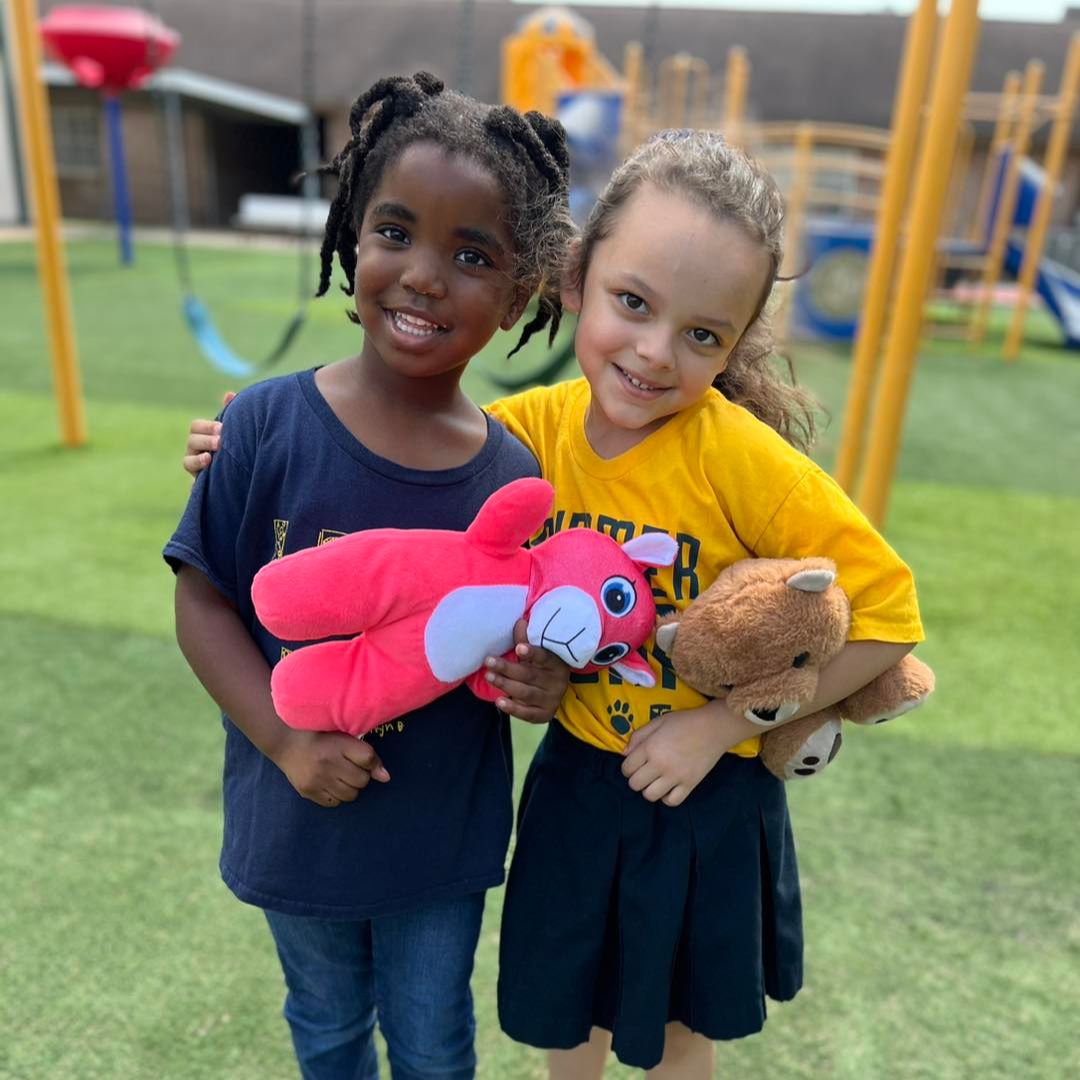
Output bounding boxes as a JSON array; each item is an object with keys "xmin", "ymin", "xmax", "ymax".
[{"xmin": 3, "ymin": 1, "xmax": 1079, "ymax": 230}]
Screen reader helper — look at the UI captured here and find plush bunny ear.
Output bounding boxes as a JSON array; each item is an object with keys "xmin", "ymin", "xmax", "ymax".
[
  {"xmin": 655, "ymin": 622, "xmax": 678, "ymax": 653},
  {"xmin": 466, "ymin": 477, "xmax": 553, "ymax": 555},
  {"xmin": 622, "ymin": 533, "xmax": 679, "ymax": 568},
  {"xmin": 786, "ymin": 568, "xmax": 836, "ymax": 593},
  {"xmin": 612, "ymin": 651, "xmax": 656, "ymax": 687}
]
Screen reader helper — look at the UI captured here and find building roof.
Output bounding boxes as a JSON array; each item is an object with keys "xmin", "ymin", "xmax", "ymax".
[
  {"xmin": 43, "ymin": 63, "xmax": 310, "ymax": 124},
  {"xmin": 36, "ymin": 0, "xmax": 1080, "ymax": 139}
]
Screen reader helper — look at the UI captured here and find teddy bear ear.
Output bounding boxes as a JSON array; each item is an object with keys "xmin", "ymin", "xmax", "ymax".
[
  {"xmin": 655, "ymin": 622, "xmax": 678, "ymax": 653},
  {"xmin": 786, "ymin": 568, "xmax": 836, "ymax": 593}
]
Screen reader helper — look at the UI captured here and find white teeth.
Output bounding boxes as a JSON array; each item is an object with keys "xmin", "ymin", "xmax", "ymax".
[
  {"xmin": 619, "ymin": 366, "xmax": 660, "ymax": 391},
  {"xmin": 392, "ymin": 311, "xmax": 443, "ymax": 336}
]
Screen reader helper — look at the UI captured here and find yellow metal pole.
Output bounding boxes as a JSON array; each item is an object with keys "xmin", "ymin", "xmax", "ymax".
[
  {"xmin": 723, "ymin": 46, "xmax": 749, "ymax": 145},
  {"xmin": 925, "ymin": 118, "xmax": 974, "ymax": 314},
  {"xmin": 668, "ymin": 54, "xmax": 691, "ymax": 127},
  {"xmin": 1003, "ymin": 32, "xmax": 1080, "ymax": 360},
  {"xmin": 968, "ymin": 69, "xmax": 1020, "ymax": 243},
  {"xmin": 652, "ymin": 55, "xmax": 669, "ymax": 127},
  {"xmin": 833, "ymin": 0, "xmax": 937, "ymax": 493},
  {"xmin": 622, "ymin": 41, "xmax": 646, "ymax": 154},
  {"xmin": 970, "ymin": 59, "xmax": 1044, "ymax": 344},
  {"xmin": 856, "ymin": 0, "xmax": 981, "ymax": 527},
  {"xmin": 774, "ymin": 122, "xmax": 814, "ymax": 345},
  {"xmin": 944, "ymin": 121, "xmax": 974, "ymax": 239},
  {"xmin": 7, "ymin": 0, "xmax": 86, "ymax": 446},
  {"xmin": 688, "ymin": 57, "xmax": 710, "ymax": 130}
]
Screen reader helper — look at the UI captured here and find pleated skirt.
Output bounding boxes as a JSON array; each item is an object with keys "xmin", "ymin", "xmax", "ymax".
[{"xmin": 497, "ymin": 721, "xmax": 803, "ymax": 1070}]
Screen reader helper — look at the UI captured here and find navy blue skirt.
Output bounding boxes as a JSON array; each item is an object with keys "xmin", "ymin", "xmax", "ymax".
[{"xmin": 497, "ymin": 721, "xmax": 803, "ymax": 1070}]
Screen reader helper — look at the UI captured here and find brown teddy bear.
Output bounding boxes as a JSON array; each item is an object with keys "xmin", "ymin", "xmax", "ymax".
[{"xmin": 654, "ymin": 557, "xmax": 934, "ymax": 780}]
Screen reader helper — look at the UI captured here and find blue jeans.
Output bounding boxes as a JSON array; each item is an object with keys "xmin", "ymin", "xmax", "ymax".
[{"xmin": 264, "ymin": 891, "xmax": 486, "ymax": 1080}]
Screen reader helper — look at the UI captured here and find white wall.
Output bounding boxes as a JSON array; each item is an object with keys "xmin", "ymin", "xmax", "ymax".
[{"xmin": 0, "ymin": 27, "xmax": 27, "ymax": 224}]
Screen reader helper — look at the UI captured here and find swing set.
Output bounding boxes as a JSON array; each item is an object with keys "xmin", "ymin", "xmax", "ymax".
[
  {"xmin": 150, "ymin": 0, "xmax": 320, "ymax": 379},
  {"xmin": 9, "ymin": 0, "xmax": 322, "ymax": 447}
]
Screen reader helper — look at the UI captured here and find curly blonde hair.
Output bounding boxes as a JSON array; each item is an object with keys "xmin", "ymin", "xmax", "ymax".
[{"xmin": 570, "ymin": 129, "xmax": 819, "ymax": 450}]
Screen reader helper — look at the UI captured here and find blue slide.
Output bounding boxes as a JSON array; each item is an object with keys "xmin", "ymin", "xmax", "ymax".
[{"xmin": 1004, "ymin": 238, "xmax": 1080, "ymax": 349}]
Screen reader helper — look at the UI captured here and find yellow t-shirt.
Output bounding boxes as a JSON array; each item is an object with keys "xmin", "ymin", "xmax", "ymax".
[{"xmin": 488, "ymin": 378, "xmax": 924, "ymax": 756}]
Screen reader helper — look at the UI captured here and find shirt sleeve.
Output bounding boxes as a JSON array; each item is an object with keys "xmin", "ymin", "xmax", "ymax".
[
  {"xmin": 162, "ymin": 402, "xmax": 254, "ymax": 606},
  {"xmin": 753, "ymin": 464, "xmax": 925, "ymax": 644},
  {"xmin": 485, "ymin": 390, "xmax": 541, "ymax": 461}
]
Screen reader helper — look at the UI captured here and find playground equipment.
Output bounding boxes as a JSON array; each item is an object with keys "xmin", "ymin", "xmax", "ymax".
[
  {"xmin": 501, "ymin": 6, "xmax": 623, "ymax": 118},
  {"xmin": 501, "ymin": 8, "xmax": 627, "ymax": 226},
  {"xmin": 750, "ymin": 123, "xmax": 891, "ymax": 343},
  {"xmin": 849, "ymin": 0, "xmax": 981, "ymax": 526},
  {"xmin": 620, "ymin": 42, "xmax": 750, "ymax": 153},
  {"xmin": 834, "ymin": 3, "xmax": 1079, "ymax": 525},
  {"xmin": 942, "ymin": 144, "xmax": 1080, "ymax": 351},
  {"xmin": 6, "ymin": 0, "xmax": 85, "ymax": 446},
  {"xmin": 994, "ymin": 39, "xmax": 1080, "ymax": 357},
  {"xmin": 920, "ymin": 38, "xmax": 1080, "ymax": 355},
  {"xmin": 145, "ymin": 0, "xmax": 319, "ymax": 378},
  {"xmin": 729, "ymin": 22, "xmax": 1079, "ymax": 368},
  {"xmin": 40, "ymin": 4, "xmax": 178, "ymax": 265}
]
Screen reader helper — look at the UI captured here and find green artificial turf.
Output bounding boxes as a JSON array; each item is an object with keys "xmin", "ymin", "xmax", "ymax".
[{"xmin": 2, "ymin": 237, "xmax": 1077, "ymax": 1078}]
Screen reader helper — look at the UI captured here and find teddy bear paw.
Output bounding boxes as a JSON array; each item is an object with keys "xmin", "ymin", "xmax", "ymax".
[
  {"xmin": 854, "ymin": 692, "xmax": 930, "ymax": 726},
  {"xmin": 781, "ymin": 718, "xmax": 843, "ymax": 780}
]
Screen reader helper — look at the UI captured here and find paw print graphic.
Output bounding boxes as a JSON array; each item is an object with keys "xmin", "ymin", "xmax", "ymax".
[{"xmin": 607, "ymin": 699, "xmax": 634, "ymax": 736}]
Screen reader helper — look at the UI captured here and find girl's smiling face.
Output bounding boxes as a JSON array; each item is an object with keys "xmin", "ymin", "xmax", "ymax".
[
  {"xmin": 566, "ymin": 183, "xmax": 772, "ymax": 457},
  {"xmin": 353, "ymin": 141, "xmax": 525, "ymax": 382}
]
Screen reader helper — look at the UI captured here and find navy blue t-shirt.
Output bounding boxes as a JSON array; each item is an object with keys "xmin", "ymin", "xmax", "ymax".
[{"xmin": 164, "ymin": 368, "xmax": 540, "ymax": 918}]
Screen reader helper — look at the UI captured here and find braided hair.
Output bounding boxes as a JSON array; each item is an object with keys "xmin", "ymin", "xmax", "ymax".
[{"xmin": 316, "ymin": 73, "xmax": 575, "ymax": 355}]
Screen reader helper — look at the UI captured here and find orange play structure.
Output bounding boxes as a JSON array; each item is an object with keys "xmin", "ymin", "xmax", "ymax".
[{"xmin": 501, "ymin": 6, "xmax": 623, "ymax": 117}]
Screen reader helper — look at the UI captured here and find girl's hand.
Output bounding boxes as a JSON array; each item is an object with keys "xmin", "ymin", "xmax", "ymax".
[
  {"xmin": 183, "ymin": 391, "xmax": 235, "ymax": 477},
  {"xmin": 620, "ymin": 700, "xmax": 747, "ymax": 807},
  {"xmin": 273, "ymin": 728, "xmax": 390, "ymax": 808},
  {"xmin": 483, "ymin": 619, "xmax": 570, "ymax": 724}
]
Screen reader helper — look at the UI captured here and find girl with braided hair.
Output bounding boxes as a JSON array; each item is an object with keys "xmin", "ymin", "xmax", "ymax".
[{"xmin": 165, "ymin": 72, "xmax": 577, "ymax": 1080}]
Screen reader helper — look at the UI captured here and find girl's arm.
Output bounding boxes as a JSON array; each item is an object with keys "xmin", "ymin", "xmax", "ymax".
[
  {"xmin": 621, "ymin": 639, "xmax": 914, "ymax": 806},
  {"xmin": 175, "ymin": 564, "xmax": 390, "ymax": 805}
]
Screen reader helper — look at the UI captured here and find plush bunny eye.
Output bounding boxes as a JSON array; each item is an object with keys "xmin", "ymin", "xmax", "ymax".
[
  {"xmin": 593, "ymin": 642, "xmax": 630, "ymax": 666},
  {"xmin": 792, "ymin": 652, "xmax": 810, "ymax": 669},
  {"xmin": 601, "ymin": 577, "xmax": 636, "ymax": 617}
]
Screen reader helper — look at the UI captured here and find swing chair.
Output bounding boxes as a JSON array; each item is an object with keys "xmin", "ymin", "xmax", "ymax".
[{"xmin": 153, "ymin": 0, "xmax": 320, "ymax": 378}]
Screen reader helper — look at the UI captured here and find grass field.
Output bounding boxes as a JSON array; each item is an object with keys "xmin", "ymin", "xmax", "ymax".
[{"xmin": 2, "ymin": 235, "xmax": 1078, "ymax": 1079}]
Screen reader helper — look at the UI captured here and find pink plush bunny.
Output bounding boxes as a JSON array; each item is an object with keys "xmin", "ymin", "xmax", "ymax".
[{"xmin": 252, "ymin": 478, "xmax": 678, "ymax": 736}]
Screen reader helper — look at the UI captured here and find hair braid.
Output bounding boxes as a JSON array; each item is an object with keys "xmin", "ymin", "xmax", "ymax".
[
  {"xmin": 316, "ymin": 73, "xmax": 446, "ymax": 298},
  {"xmin": 483, "ymin": 107, "xmax": 572, "ymax": 355},
  {"xmin": 524, "ymin": 111, "xmax": 571, "ymax": 177},
  {"xmin": 485, "ymin": 107, "xmax": 564, "ymax": 193}
]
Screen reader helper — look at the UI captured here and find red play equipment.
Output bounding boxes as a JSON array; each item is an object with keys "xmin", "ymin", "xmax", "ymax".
[{"xmin": 39, "ymin": 4, "xmax": 179, "ymax": 262}]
